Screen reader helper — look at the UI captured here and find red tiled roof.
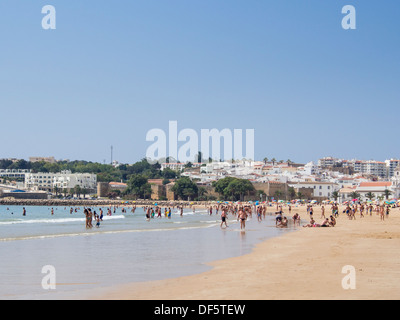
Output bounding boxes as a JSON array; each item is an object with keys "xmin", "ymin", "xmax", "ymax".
[{"xmin": 359, "ymin": 182, "xmax": 392, "ymax": 187}]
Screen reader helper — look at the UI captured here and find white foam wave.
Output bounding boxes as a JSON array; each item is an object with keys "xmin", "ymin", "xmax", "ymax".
[
  {"xmin": 0, "ymin": 221, "xmax": 219, "ymax": 242},
  {"xmin": 0, "ymin": 215, "xmax": 125, "ymax": 225}
]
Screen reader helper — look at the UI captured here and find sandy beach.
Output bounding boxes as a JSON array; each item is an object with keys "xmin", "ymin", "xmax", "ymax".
[{"xmin": 90, "ymin": 204, "xmax": 400, "ymax": 300}]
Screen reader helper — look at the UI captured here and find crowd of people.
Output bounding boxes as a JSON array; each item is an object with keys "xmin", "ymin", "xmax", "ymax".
[
  {"xmin": 342, "ymin": 203, "xmax": 391, "ymax": 221},
  {"xmin": 13, "ymin": 200, "xmax": 397, "ymax": 231}
]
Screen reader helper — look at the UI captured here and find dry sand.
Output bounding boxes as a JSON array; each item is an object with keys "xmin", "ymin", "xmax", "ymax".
[{"xmin": 91, "ymin": 205, "xmax": 400, "ymax": 300}]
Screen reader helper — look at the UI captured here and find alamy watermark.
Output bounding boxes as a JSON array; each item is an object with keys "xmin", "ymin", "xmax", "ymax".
[
  {"xmin": 145, "ymin": 121, "xmax": 255, "ymax": 164},
  {"xmin": 39, "ymin": 4, "xmax": 356, "ymax": 31},
  {"xmin": 341, "ymin": 265, "xmax": 356, "ymax": 290},
  {"xmin": 41, "ymin": 265, "xmax": 56, "ymax": 290},
  {"xmin": 41, "ymin": 5, "xmax": 56, "ymax": 30},
  {"xmin": 342, "ymin": 5, "xmax": 356, "ymax": 30}
]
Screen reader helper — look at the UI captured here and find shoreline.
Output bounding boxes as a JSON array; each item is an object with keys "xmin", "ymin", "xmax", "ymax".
[
  {"xmin": 0, "ymin": 199, "xmax": 209, "ymax": 207},
  {"xmin": 87, "ymin": 205, "xmax": 400, "ymax": 300}
]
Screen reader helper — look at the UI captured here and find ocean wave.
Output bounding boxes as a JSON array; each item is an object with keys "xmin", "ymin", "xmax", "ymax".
[
  {"xmin": 0, "ymin": 215, "xmax": 125, "ymax": 225},
  {"xmin": 0, "ymin": 221, "xmax": 219, "ymax": 242}
]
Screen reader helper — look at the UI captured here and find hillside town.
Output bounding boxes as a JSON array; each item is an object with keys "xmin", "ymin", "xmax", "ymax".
[{"xmin": 0, "ymin": 156, "xmax": 399, "ymax": 203}]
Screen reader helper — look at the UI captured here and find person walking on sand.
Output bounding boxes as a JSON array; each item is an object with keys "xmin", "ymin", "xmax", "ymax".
[
  {"xmin": 220, "ymin": 209, "xmax": 228, "ymax": 228},
  {"xmin": 321, "ymin": 206, "xmax": 325, "ymax": 219},
  {"xmin": 380, "ymin": 207, "xmax": 385, "ymax": 221}
]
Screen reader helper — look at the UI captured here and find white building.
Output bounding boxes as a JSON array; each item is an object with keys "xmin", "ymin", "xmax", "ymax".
[
  {"xmin": 25, "ymin": 170, "xmax": 97, "ymax": 192},
  {"xmin": 0, "ymin": 169, "xmax": 31, "ymax": 180},
  {"xmin": 347, "ymin": 160, "xmax": 387, "ymax": 178},
  {"xmin": 355, "ymin": 181, "xmax": 399, "ymax": 200},
  {"xmin": 300, "ymin": 161, "xmax": 319, "ymax": 176},
  {"xmin": 318, "ymin": 157, "xmax": 340, "ymax": 168},
  {"xmin": 385, "ymin": 159, "xmax": 400, "ymax": 178},
  {"xmin": 288, "ymin": 181, "xmax": 340, "ymax": 199},
  {"xmin": 161, "ymin": 162, "xmax": 202, "ymax": 171},
  {"xmin": 391, "ymin": 165, "xmax": 400, "ymax": 187}
]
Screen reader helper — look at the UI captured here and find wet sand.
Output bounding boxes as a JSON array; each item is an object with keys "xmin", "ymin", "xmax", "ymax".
[{"xmin": 91, "ymin": 205, "xmax": 400, "ymax": 300}]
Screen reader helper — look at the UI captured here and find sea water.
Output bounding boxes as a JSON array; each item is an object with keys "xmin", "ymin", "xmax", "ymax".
[{"xmin": 0, "ymin": 205, "xmax": 294, "ymax": 299}]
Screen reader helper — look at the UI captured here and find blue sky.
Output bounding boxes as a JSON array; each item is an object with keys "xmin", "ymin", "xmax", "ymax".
[{"xmin": 0, "ymin": 1, "xmax": 399, "ymax": 164}]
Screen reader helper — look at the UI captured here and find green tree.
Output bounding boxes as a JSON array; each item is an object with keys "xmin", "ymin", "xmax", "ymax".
[
  {"xmin": 53, "ymin": 185, "xmax": 59, "ymax": 197},
  {"xmin": 225, "ymin": 178, "xmax": 255, "ymax": 201},
  {"xmin": 197, "ymin": 186, "xmax": 207, "ymax": 199},
  {"xmin": 162, "ymin": 168, "xmax": 177, "ymax": 179},
  {"xmin": 212, "ymin": 177, "xmax": 236, "ymax": 199},
  {"xmin": 331, "ymin": 191, "xmax": 340, "ymax": 201},
  {"xmin": 296, "ymin": 192, "xmax": 303, "ymax": 200},
  {"xmin": 126, "ymin": 174, "xmax": 151, "ymax": 199},
  {"xmin": 365, "ymin": 192, "xmax": 375, "ymax": 201},
  {"xmin": 213, "ymin": 177, "xmax": 255, "ymax": 201},
  {"xmin": 349, "ymin": 191, "xmax": 361, "ymax": 200},
  {"xmin": 171, "ymin": 177, "xmax": 198, "ymax": 201},
  {"xmin": 383, "ymin": 189, "xmax": 392, "ymax": 200},
  {"xmin": 288, "ymin": 187, "xmax": 296, "ymax": 200},
  {"xmin": 74, "ymin": 185, "xmax": 82, "ymax": 198},
  {"xmin": 185, "ymin": 162, "xmax": 193, "ymax": 168}
]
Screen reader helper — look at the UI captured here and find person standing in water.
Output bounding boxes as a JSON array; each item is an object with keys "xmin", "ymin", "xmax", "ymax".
[
  {"xmin": 22, "ymin": 207, "xmax": 26, "ymax": 216},
  {"xmin": 238, "ymin": 207, "xmax": 247, "ymax": 230},
  {"xmin": 84, "ymin": 209, "xmax": 90, "ymax": 229},
  {"xmin": 88, "ymin": 208, "xmax": 93, "ymax": 228},
  {"xmin": 95, "ymin": 216, "xmax": 100, "ymax": 228},
  {"xmin": 220, "ymin": 209, "xmax": 228, "ymax": 228}
]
